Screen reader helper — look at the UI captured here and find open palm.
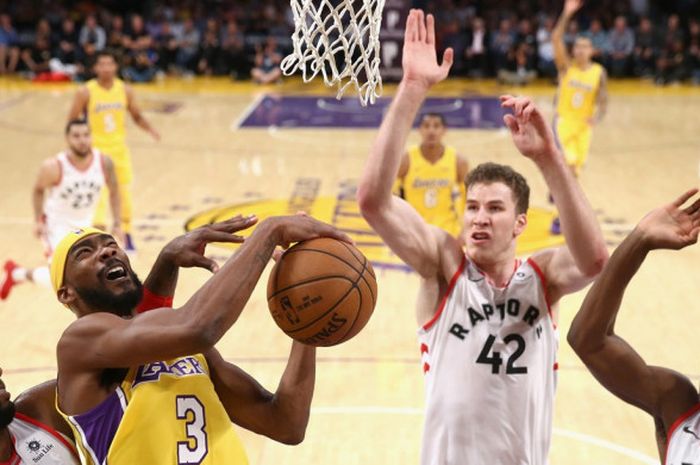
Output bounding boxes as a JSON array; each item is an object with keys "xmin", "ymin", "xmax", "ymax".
[
  {"xmin": 402, "ymin": 10, "xmax": 453, "ymax": 90},
  {"xmin": 500, "ymin": 95, "xmax": 558, "ymax": 164},
  {"xmin": 563, "ymin": 0, "xmax": 584, "ymax": 15},
  {"xmin": 638, "ymin": 189, "xmax": 700, "ymax": 250}
]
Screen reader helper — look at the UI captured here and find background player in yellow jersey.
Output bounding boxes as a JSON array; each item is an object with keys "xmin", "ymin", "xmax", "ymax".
[
  {"xmin": 551, "ymin": 0, "xmax": 608, "ymax": 233},
  {"xmin": 396, "ymin": 113, "xmax": 469, "ymax": 238},
  {"xmin": 53, "ymin": 215, "xmax": 349, "ymax": 465},
  {"xmin": 67, "ymin": 50, "xmax": 160, "ymax": 253}
]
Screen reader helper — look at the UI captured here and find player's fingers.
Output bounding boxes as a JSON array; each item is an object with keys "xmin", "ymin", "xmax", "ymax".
[
  {"xmin": 272, "ymin": 247, "xmax": 284, "ymax": 263},
  {"xmin": 319, "ymin": 224, "xmax": 354, "ymax": 244},
  {"xmin": 192, "ymin": 254, "xmax": 219, "ymax": 273},
  {"xmin": 214, "ymin": 215, "xmax": 258, "ymax": 233},
  {"xmin": 296, "ymin": 211, "xmax": 309, "ymax": 216},
  {"xmin": 503, "ymin": 114, "xmax": 519, "ymax": 133},
  {"xmin": 673, "ymin": 188, "xmax": 699, "ymax": 207},
  {"xmin": 499, "ymin": 94, "xmax": 516, "ymax": 106},
  {"xmin": 406, "ymin": 10, "xmax": 417, "ymax": 42},
  {"xmin": 683, "ymin": 196, "xmax": 700, "ymax": 215},
  {"xmin": 200, "ymin": 230, "xmax": 246, "ymax": 244},
  {"xmin": 417, "ymin": 10, "xmax": 426, "ymax": 42},
  {"xmin": 514, "ymin": 97, "xmax": 530, "ymax": 116},
  {"xmin": 426, "ymin": 14, "xmax": 436, "ymax": 44},
  {"xmin": 441, "ymin": 48, "xmax": 454, "ymax": 73}
]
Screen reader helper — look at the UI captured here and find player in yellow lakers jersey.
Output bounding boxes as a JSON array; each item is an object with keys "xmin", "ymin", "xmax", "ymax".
[
  {"xmin": 67, "ymin": 50, "xmax": 160, "ymax": 253},
  {"xmin": 550, "ymin": 0, "xmax": 608, "ymax": 233},
  {"xmin": 53, "ymin": 215, "xmax": 350, "ymax": 465},
  {"xmin": 396, "ymin": 113, "xmax": 469, "ymax": 238}
]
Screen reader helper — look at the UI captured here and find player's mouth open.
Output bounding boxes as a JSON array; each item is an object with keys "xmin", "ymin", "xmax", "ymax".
[
  {"xmin": 471, "ymin": 232, "xmax": 491, "ymax": 243},
  {"xmin": 104, "ymin": 264, "xmax": 127, "ymax": 281}
]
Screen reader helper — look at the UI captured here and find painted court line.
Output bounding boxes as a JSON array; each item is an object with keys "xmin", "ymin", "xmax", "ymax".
[
  {"xmin": 311, "ymin": 406, "xmax": 659, "ymax": 464},
  {"xmin": 230, "ymin": 93, "xmax": 266, "ymax": 130}
]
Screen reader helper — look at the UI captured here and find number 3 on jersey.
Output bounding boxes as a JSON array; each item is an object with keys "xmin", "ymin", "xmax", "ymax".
[
  {"xmin": 476, "ymin": 334, "xmax": 528, "ymax": 375},
  {"xmin": 176, "ymin": 395, "xmax": 208, "ymax": 465}
]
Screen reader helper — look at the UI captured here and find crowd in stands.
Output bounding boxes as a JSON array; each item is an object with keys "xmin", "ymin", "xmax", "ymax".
[{"xmin": 0, "ymin": 0, "xmax": 698, "ymax": 85}]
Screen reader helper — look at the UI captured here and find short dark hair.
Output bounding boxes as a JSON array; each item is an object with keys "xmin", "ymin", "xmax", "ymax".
[
  {"xmin": 95, "ymin": 49, "xmax": 117, "ymax": 62},
  {"xmin": 65, "ymin": 119, "xmax": 89, "ymax": 134},
  {"xmin": 420, "ymin": 112, "xmax": 446, "ymax": 126},
  {"xmin": 466, "ymin": 162, "xmax": 530, "ymax": 214}
]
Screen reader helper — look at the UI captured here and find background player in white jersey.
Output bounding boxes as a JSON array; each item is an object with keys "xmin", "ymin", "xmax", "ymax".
[
  {"xmin": 0, "ymin": 368, "xmax": 79, "ymax": 464},
  {"xmin": 0, "ymin": 120, "xmax": 121, "ymax": 300},
  {"xmin": 357, "ymin": 10, "xmax": 608, "ymax": 464},
  {"xmin": 569, "ymin": 189, "xmax": 700, "ymax": 464}
]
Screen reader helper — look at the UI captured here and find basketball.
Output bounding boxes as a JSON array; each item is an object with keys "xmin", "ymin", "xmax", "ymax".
[{"xmin": 267, "ymin": 237, "xmax": 377, "ymax": 347}]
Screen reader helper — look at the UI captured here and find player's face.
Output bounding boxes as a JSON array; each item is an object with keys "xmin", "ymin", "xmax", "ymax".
[
  {"xmin": 94, "ymin": 56, "xmax": 117, "ymax": 80},
  {"xmin": 66, "ymin": 125, "xmax": 92, "ymax": 157},
  {"xmin": 573, "ymin": 38, "xmax": 593, "ymax": 64},
  {"xmin": 61, "ymin": 234, "xmax": 143, "ymax": 317},
  {"xmin": 463, "ymin": 182, "xmax": 526, "ymax": 263},
  {"xmin": 419, "ymin": 116, "xmax": 446, "ymax": 146}
]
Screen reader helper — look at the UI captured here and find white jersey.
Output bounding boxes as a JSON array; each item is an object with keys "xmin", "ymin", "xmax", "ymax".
[
  {"xmin": 6, "ymin": 413, "xmax": 79, "ymax": 464},
  {"xmin": 43, "ymin": 150, "xmax": 105, "ymax": 253},
  {"xmin": 665, "ymin": 404, "xmax": 700, "ymax": 465},
  {"xmin": 418, "ymin": 257, "xmax": 559, "ymax": 465}
]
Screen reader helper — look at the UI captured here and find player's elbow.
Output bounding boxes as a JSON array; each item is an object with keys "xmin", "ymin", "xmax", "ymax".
[
  {"xmin": 274, "ymin": 419, "xmax": 308, "ymax": 445},
  {"xmin": 566, "ymin": 322, "xmax": 600, "ymax": 360},
  {"xmin": 581, "ymin": 249, "xmax": 609, "ymax": 278},
  {"xmin": 357, "ymin": 183, "xmax": 386, "ymax": 218}
]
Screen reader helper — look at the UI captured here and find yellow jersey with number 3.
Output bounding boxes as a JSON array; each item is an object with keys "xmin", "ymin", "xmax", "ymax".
[
  {"xmin": 60, "ymin": 354, "xmax": 249, "ymax": 465},
  {"xmin": 86, "ymin": 78, "xmax": 127, "ymax": 152},
  {"xmin": 556, "ymin": 62, "xmax": 603, "ymax": 121},
  {"xmin": 402, "ymin": 145, "xmax": 463, "ymax": 236}
]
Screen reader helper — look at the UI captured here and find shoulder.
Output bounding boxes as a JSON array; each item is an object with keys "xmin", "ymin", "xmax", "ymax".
[
  {"xmin": 435, "ymin": 226, "xmax": 464, "ymax": 281},
  {"xmin": 14, "ymin": 379, "xmax": 57, "ymax": 422},
  {"xmin": 38, "ymin": 157, "xmax": 62, "ymax": 181},
  {"xmin": 58, "ymin": 313, "xmax": 122, "ymax": 357}
]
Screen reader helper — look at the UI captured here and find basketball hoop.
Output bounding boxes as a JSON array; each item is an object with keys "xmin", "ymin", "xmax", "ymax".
[{"xmin": 281, "ymin": 0, "xmax": 386, "ymax": 106}]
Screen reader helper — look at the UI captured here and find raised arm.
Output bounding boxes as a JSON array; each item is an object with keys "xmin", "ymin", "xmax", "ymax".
[
  {"xmin": 568, "ymin": 190, "xmax": 700, "ymax": 432},
  {"xmin": 552, "ymin": 0, "xmax": 582, "ymax": 72},
  {"xmin": 67, "ymin": 86, "xmax": 89, "ymax": 121},
  {"xmin": 101, "ymin": 156, "xmax": 123, "ymax": 243},
  {"xmin": 206, "ymin": 342, "xmax": 316, "ymax": 445},
  {"xmin": 125, "ymin": 85, "xmax": 161, "ymax": 141},
  {"xmin": 357, "ymin": 10, "xmax": 458, "ymax": 279},
  {"xmin": 57, "ymin": 215, "xmax": 350, "ymax": 370},
  {"xmin": 500, "ymin": 95, "xmax": 608, "ymax": 303}
]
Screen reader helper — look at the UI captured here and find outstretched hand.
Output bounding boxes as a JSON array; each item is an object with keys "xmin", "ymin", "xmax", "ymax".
[
  {"xmin": 637, "ymin": 189, "xmax": 700, "ymax": 251},
  {"xmin": 401, "ymin": 9, "xmax": 453, "ymax": 91},
  {"xmin": 563, "ymin": 0, "xmax": 584, "ymax": 16},
  {"xmin": 500, "ymin": 95, "xmax": 559, "ymax": 165},
  {"xmin": 162, "ymin": 215, "xmax": 259, "ymax": 273}
]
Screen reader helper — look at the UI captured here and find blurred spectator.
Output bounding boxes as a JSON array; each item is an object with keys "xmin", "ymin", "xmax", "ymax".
[
  {"xmin": 55, "ymin": 18, "xmax": 79, "ymax": 64},
  {"xmin": 536, "ymin": 16, "xmax": 556, "ymax": 78},
  {"xmin": 106, "ymin": 15, "xmax": 126, "ymax": 58},
  {"xmin": 655, "ymin": 38, "xmax": 687, "ymax": 85},
  {"xmin": 632, "ymin": 17, "xmax": 657, "ymax": 77},
  {"xmin": 198, "ymin": 18, "xmax": 222, "ymax": 75},
  {"xmin": 251, "ymin": 37, "xmax": 282, "ymax": 84},
  {"xmin": 0, "ymin": 14, "xmax": 20, "ymax": 74},
  {"xmin": 516, "ymin": 19, "xmax": 537, "ymax": 70},
  {"xmin": 607, "ymin": 16, "xmax": 634, "ymax": 77},
  {"xmin": 689, "ymin": 38, "xmax": 700, "ymax": 85},
  {"xmin": 20, "ymin": 34, "xmax": 51, "ymax": 75},
  {"xmin": 660, "ymin": 14, "xmax": 684, "ymax": 49},
  {"xmin": 221, "ymin": 19, "xmax": 248, "ymax": 79},
  {"xmin": 155, "ymin": 21, "xmax": 178, "ymax": 74},
  {"xmin": 176, "ymin": 18, "xmax": 200, "ymax": 73},
  {"xmin": 464, "ymin": 17, "xmax": 489, "ymax": 78},
  {"xmin": 36, "ymin": 19, "xmax": 53, "ymax": 47},
  {"xmin": 79, "ymin": 14, "xmax": 106, "ymax": 52},
  {"xmin": 123, "ymin": 50, "xmax": 156, "ymax": 82},
  {"xmin": 564, "ymin": 19, "xmax": 579, "ymax": 47},
  {"xmin": 585, "ymin": 19, "xmax": 609, "ymax": 63},
  {"xmin": 497, "ymin": 42, "xmax": 536, "ymax": 85},
  {"xmin": 490, "ymin": 18, "xmax": 515, "ymax": 71},
  {"xmin": 442, "ymin": 19, "xmax": 467, "ymax": 74},
  {"xmin": 124, "ymin": 14, "xmax": 152, "ymax": 54}
]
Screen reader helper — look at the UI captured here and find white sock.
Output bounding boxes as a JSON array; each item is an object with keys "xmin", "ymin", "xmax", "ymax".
[
  {"xmin": 11, "ymin": 267, "xmax": 28, "ymax": 283},
  {"xmin": 29, "ymin": 266, "xmax": 51, "ymax": 288}
]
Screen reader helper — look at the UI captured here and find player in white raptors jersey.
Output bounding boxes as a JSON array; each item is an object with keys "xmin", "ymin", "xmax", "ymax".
[
  {"xmin": 0, "ymin": 369, "xmax": 79, "ymax": 464},
  {"xmin": 358, "ymin": 10, "xmax": 608, "ymax": 464},
  {"xmin": 1, "ymin": 120, "xmax": 121, "ymax": 300},
  {"xmin": 569, "ymin": 190, "xmax": 700, "ymax": 465}
]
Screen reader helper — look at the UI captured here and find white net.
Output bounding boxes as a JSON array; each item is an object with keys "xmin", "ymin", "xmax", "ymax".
[{"xmin": 281, "ymin": 0, "xmax": 386, "ymax": 106}]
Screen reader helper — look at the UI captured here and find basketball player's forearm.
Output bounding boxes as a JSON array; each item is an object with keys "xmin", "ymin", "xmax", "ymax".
[
  {"xmin": 539, "ymin": 152, "xmax": 607, "ymax": 275},
  {"xmin": 271, "ymin": 342, "xmax": 316, "ymax": 442},
  {"xmin": 180, "ymin": 219, "xmax": 280, "ymax": 344},
  {"xmin": 32, "ymin": 189, "xmax": 44, "ymax": 222},
  {"xmin": 143, "ymin": 249, "xmax": 179, "ymax": 298},
  {"xmin": 569, "ymin": 228, "xmax": 648, "ymax": 350},
  {"xmin": 360, "ymin": 82, "xmax": 427, "ymax": 205},
  {"xmin": 0, "ymin": 430, "xmax": 12, "ymax": 461}
]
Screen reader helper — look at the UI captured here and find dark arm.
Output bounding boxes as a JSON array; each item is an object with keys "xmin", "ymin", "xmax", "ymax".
[
  {"xmin": 58, "ymin": 215, "xmax": 350, "ymax": 370},
  {"xmin": 568, "ymin": 190, "xmax": 700, "ymax": 430},
  {"xmin": 125, "ymin": 85, "xmax": 160, "ymax": 141},
  {"xmin": 206, "ymin": 343, "xmax": 316, "ymax": 445}
]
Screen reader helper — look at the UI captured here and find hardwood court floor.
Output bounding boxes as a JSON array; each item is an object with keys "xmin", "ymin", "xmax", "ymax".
[{"xmin": 0, "ymin": 76, "xmax": 699, "ymax": 464}]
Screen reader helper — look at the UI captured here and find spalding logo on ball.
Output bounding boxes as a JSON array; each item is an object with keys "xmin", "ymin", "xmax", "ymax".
[{"xmin": 267, "ymin": 237, "xmax": 377, "ymax": 347}]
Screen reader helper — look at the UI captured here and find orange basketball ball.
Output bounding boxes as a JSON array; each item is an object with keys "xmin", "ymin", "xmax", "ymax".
[{"xmin": 267, "ymin": 238, "xmax": 377, "ymax": 347}]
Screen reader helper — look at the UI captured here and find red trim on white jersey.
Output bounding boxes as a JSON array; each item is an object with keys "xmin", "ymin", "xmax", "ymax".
[
  {"xmin": 423, "ymin": 255, "xmax": 467, "ymax": 331},
  {"xmin": 526, "ymin": 257, "xmax": 555, "ymax": 328},
  {"xmin": 665, "ymin": 402, "xmax": 700, "ymax": 465},
  {"xmin": 14, "ymin": 413, "xmax": 79, "ymax": 460}
]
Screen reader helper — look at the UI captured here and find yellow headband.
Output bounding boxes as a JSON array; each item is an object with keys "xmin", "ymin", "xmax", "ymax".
[{"xmin": 50, "ymin": 227, "xmax": 105, "ymax": 292}]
